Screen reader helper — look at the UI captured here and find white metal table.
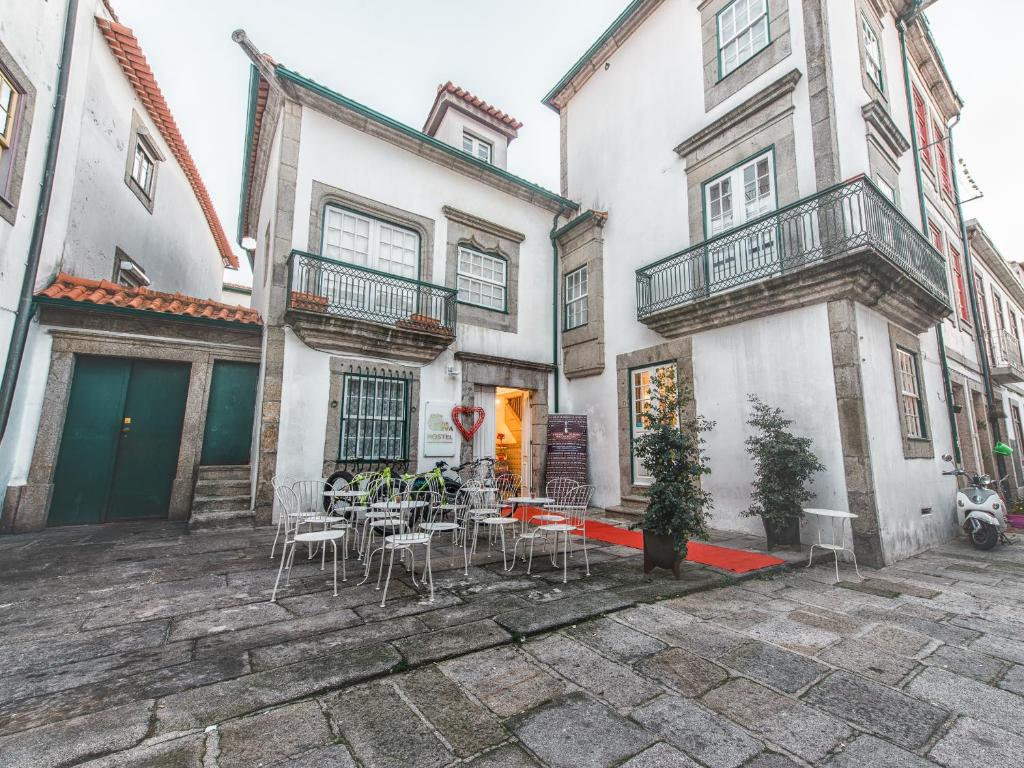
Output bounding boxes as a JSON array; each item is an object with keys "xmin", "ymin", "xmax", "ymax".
[{"xmin": 803, "ymin": 508, "xmax": 862, "ymax": 583}]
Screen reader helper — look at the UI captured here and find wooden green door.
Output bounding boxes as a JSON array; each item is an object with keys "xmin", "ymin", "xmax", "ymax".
[
  {"xmin": 49, "ymin": 357, "xmax": 190, "ymax": 525},
  {"xmin": 106, "ymin": 360, "xmax": 191, "ymax": 520},
  {"xmin": 200, "ymin": 361, "xmax": 258, "ymax": 466}
]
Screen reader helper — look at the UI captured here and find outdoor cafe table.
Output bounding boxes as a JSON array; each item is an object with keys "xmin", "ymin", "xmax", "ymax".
[{"xmin": 505, "ymin": 496, "xmax": 554, "ymax": 521}]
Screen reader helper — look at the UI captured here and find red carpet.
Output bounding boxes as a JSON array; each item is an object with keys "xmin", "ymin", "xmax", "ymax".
[{"xmin": 511, "ymin": 506, "xmax": 785, "ymax": 574}]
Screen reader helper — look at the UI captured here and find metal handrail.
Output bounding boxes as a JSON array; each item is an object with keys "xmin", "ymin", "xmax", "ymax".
[
  {"xmin": 990, "ymin": 328, "xmax": 1024, "ymax": 370},
  {"xmin": 287, "ymin": 250, "xmax": 457, "ymax": 334},
  {"xmin": 635, "ymin": 176, "xmax": 950, "ymax": 319}
]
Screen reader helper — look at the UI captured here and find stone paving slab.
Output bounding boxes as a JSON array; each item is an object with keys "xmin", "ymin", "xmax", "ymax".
[{"xmin": 3, "ymin": 521, "xmax": 1024, "ymax": 766}]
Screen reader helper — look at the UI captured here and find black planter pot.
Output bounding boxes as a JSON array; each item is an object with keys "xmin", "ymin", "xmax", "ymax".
[
  {"xmin": 762, "ymin": 515, "xmax": 801, "ymax": 550},
  {"xmin": 642, "ymin": 530, "xmax": 685, "ymax": 579}
]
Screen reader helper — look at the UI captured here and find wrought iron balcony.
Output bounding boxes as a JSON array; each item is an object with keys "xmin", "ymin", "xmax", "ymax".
[
  {"xmin": 635, "ymin": 177, "xmax": 950, "ymax": 334},
  {"xmin": 286, "ymin": 250, "xmax": 457, "ymax": 364},
  {"xmin": 989, "ymin": 329, "xmax": 1024, "ymax": 385}
]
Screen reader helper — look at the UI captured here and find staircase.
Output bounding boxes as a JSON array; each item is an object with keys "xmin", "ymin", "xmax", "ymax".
[
  {"xmin": 604, "ymin": 494, "xmax": 649, "ymax": 522},
  {"xmin": 188, "ymin": 465, "xmax": 255, "ymax": 531}
]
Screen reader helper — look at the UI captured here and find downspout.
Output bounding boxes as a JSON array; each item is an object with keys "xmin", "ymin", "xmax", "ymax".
[
  {"xmin": 0, "ymin": 0, "xmax": 80, "ymax": 439},
  {"xmin": 550, "ymin": 211, "xmax": 563, "ymax": 413},
  {"xmin": 948, "ymin": 121, "xmax": 1006, "ymax": 476},
  {"xmin": 897, "ymin": 17, "xmax": 961, "ymax": 463}
]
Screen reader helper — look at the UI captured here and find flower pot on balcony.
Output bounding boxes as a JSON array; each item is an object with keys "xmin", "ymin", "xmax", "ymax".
[
  {"xmin": 642, "ymin": 531, "xmax": 685, "ymax": 579},
  {"xmin": 396, "ymin": 313, "xmax": 449, "ymax": 335},
  {"xmin": 290, "ymin": 291, "xmax": 328, "ymax": 311}
]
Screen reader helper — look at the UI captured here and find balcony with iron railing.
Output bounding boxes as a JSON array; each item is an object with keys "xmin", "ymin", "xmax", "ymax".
[
  {"xmin": 286, "ymin": 250, "xmax": 457, "ymax": 363},
  {"xmin": 989, "ymin": 329, "xmax": 1024, "ymax": 385},
  {"xmin": 635, "ymin": 176, "xmax": 951, "ymax": 337}
]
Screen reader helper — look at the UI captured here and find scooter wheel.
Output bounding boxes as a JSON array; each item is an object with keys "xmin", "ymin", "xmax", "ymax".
[{"xmin": 969, "ymin": 523, "xmax": 999, "ymax": 551}]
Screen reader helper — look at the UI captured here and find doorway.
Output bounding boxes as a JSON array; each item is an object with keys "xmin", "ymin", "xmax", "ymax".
[
  {"xmin": 494, "ymin": 387, "xmax": 530, "ymax": 494},
  {"xmin": 48, "ymin": 356, "xmax": 190, "ymax": 525},
  {"xmin": 200, "ymin": 361, "xmax": 259, "ymax": 466}
]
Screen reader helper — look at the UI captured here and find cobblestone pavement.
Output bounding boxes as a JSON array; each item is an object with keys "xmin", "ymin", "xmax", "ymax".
[{"xmin": 1, "ymin": 522, "xmax": 1022, "ymax": 767}]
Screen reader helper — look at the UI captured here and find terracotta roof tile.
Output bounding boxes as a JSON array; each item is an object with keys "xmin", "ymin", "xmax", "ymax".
[
  {"xmin": 96, "ymin": 17, "xmax": 239, "ymax": 269},
  {"xmin": 37, "ymin": 273, "xmax": 262, "ymax": 325},
  {"xmin": 437, "ymin": 81, "xmax": 523, "ymax": 130}
]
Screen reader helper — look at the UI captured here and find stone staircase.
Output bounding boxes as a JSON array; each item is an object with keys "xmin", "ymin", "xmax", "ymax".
[
  {"xmin": 188, "ymin": 465, "xmax": 255, "ymax": 531},
  {"xmin": 603, "ymin": 494, "xmax": 649, "ymax": 523}
]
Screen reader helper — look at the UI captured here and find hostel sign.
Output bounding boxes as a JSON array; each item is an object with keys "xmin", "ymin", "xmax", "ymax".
[{"xmin": 423, "ymin": 401, "xmax": 457, "ymax": 457}]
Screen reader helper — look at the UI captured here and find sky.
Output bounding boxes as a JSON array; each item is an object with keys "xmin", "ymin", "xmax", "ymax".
[{"xmin": 112, "ymin": 0, "xmax": 1023, "ymax": 286}]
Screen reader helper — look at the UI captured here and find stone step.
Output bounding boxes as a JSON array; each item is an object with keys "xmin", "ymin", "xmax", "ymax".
[
  {"xmin": 192, "ymin": 494, "xmax": 251, "ymax": 513},
  {"xmin": 195, "ymin": 478, "xmax": 250, "ymax": 496},
  {"xmin": 188, "ymin": 509, "xmax": 255, "ymax": 531},
  {"xmin": 196, "ymin": 465, "xmax": 250, "ymax": 481}
]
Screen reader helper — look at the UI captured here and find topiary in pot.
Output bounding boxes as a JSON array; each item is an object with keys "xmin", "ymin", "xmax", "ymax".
[
  {"xmin": 743, "ymin": 395, "xmax": 825, "ymax": 550},
  {"xmin": 632, "ymin": 368, "xmax": 714, "ymax": 578}
]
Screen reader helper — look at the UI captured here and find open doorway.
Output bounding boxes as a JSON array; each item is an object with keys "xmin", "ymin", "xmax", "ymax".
[{"xmin": 495, "ymin": 387, "xmax": 530, "ymax": 495}]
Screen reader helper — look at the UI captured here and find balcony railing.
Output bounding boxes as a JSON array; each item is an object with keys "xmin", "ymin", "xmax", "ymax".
[
  {"xmin": 287, "ymin": 250, "xmax": 457, "ymax": 335},
  {"xmin": 635, "ymin": 176, "xmax": 949, "ymax": 320},
  {"xmin": 990, "ymin": 329, "xmax": 1024, "ymax": 381}
]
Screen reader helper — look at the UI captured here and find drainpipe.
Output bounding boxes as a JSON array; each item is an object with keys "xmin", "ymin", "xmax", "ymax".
[
  {"xmin": 948, "ymin": 121, "xmax": 1006, "ymax": 479},
  {"xmin": 550, "ymin": 212, "xmax": 563, "ymax": 413},
  {"xmin": 897, "ymin": 16, "xmax": 962, "ymax": 463},
  {"xmin": 0, "ymin": 0, "xmax": 80, "ymax": 440}
]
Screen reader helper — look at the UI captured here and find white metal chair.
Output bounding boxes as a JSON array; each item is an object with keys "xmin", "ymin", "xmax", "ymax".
[
  {"xmin": 269, "ymin": 476, "xmax": 296, "ymax": 559},
  {"xmin": 468, "ymin": 484, "xmax": 517, "ymax": 569},
  {"xmin": 369, "ymin": 491, "xmax": 443, "ymax": 607},
  {"xmin": 536, "ymin": 484, "xmax": 593, "ymax": 583},
  {"xmin": 533, "ymin": 478, "xmax": 580, "ymax": 524},
  {"xmin": 270, "ymin": 485, "xmax": 348, "ymax": 601}
]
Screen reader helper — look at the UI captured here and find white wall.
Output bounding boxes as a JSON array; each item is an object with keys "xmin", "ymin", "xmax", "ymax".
[{"xmin": 431, "ymin": 108, "xmax": 510, "ymax": 170}]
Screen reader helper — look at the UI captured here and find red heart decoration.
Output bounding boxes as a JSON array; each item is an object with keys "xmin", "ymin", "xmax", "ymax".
[{"xmin": 451, "ymin": 406, "xmax": 485, "ymax": 441}]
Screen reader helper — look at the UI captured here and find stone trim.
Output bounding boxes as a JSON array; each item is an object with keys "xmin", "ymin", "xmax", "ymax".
[
  {"xmin": 862, "ymin": 100, "xmax": 910, "ymax": 164},
  {"xmin": 0, "ymin": 38, "xmax": 37, "ymax": 225},
  {"xmin": 441, "ymin": 206, "xmax": 525, "ymax": 243},
  {"xmin": 827, "ymin": 299, "xmax": 884, "ymax": 567},
  {"xmin": 322, "ymin": 357, "xmax": 422, "ymax": 477},
  {"xmin": 123, "ymin": 110, "xmax": 165, "ymax": 214},
  {"xmin": 615, "ymin": 339, "xmax": 695, "ymax": 502},
  {"xmin": 888, "ymin": 323, "xmax": 935, "ymax": 459},
  {"xmin": 309, "ymin": 180, "xmax": 436, "ymax": 283},
  {"xmin": 556, "ymin": 211, "xmax": 606, "ymax": 379},
  {"xmin": 855, "ymin": 1, "xmax": 889, "ymax": 105},
  {"xmin": 240, "ymin": 85, "xmax": 284, "ymax": 243},
  {"xmin": 444, "ymin": 209, "xmax": 520, "ymax": 333},
  {"xmin": 9, "ymin": 326, "xmax": 258, "ymax": 533},
  {"xmin": 700, "ymin": 0, "xmax": 793, "ymax": 112},
  {"xmin": 803, "ymin": 0, "xmax": 842, "ymax": 190}
]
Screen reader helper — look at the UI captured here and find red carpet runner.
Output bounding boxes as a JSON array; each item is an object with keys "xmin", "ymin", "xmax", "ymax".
[{"xmin": 512, "ymin": 507, "xmax": 785, "ymax": 574}]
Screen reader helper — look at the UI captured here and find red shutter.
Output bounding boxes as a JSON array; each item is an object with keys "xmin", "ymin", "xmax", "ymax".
[
  {"xmin": 934, "ymin": 121, "xmax": 952, "ymax": 195},
  {"xmin": 913, "ymin": 86, "xmax": 932, "ymax": 168},
  {"xmin": 949, "ymin": 244, "xmax": 968, "ymax": 322}
]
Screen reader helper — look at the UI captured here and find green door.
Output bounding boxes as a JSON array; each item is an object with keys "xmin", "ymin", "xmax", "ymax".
[
  {"xmin": 200, "ymin": 361, "xmax": 258, "ymax": 466},
  {"xmin": 49, "ymin": 357, "xmax": 190, "ymax": 526}
]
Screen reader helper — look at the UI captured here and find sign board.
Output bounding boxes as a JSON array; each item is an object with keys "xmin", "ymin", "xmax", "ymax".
[
  {"xmin": 545, "ymin": 414, "xmax": 588, "ymax": 486},
  {"xmin": 423, "ymin": 401, "xmax": 458, "ymax": 457}
]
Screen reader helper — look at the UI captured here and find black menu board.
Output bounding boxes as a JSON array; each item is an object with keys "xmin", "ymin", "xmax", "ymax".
[{"xmin": 544, "ymin": 414, "xmax": 588, "ymax": 486}]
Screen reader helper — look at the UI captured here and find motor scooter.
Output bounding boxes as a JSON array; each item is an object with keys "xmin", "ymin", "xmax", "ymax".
[{"xmin": 942, "ymin": 450, "xmax": 1012, "ymax": 551}]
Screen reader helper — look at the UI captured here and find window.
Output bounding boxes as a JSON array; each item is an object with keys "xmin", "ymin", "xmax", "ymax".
[
  {"xmin": 339, "ymin": 375, "xmax": 408, "ymax": 461},
  {"xmin": 130, "ymin": 139, "xmax": 156, "ymax": 198},
  {"xmin": 113, "ymin": 250, "xmax": 149, "ymax": 289},
  {"xmin": 977, "ymin": 276, "xmax": 993, "ymax": 364},
  {"xmin": 564, "ymin": 266, "xmax": 588, "ymax": 330},
  {"xmin": 456, "ymin": 245, "xmax": 506, "ymax": 311},
  {"xmin": 1011, "ymin": 310, "xmax": 1023, "ymax": 364},
  {"xmin": 630, "ymin": 363, "xmax": 677, "ymax": 485},
  {"xmin": 1012, "ymin": 404, "xmax": 1024, "ymax": 454},
  {"xmin": 717, "ymin": 0, "xmax": 770, "ymax": 78},
  {"xmin": 875, "ymin": 175, "xmax": 897, "ymax": 203},
  {"xmin": 912, "ymin": 85, "xmax": 932, "ymax": 170},
  {"xmin": 933, "ymin": 121, "xmax": 952, "ymax": 196},
  {"xmin": 462, "ymin": 131, "xmax": 492, "ymax": 164},
  {"xmin": 861, "ymin": 14, "xmax": 884, "ymax": 92},
  {"xmin": 0, "ymin": 69, "xmax": 19, "ymax": 160},
  {"xmin": 948, "ymin": 244, "xmax": 968, "ymax": 323},
  {"xmin": 322, "ymin": 205, "xmax": 419, "ymax": 279},
  {"xmin": 896, "ymin": 347, "xmax": 926, "ymax": 439}
]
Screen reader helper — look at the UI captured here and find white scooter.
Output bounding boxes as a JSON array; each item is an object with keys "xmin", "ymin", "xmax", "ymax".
[{"xmin": 941, "ymin": 452, "xmax": 1011, "ymax": 551}]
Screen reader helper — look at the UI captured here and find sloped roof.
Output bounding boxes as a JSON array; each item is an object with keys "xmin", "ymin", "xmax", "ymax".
[
  {"xmin": 426, "ymin": 81, "xmax": 523, "ymax": 132},
  {"xmin": 37, "ymin": 273, "xmax": 262, "ymax": 325},
  {"xmin": 96, "ymin": 17, "xmax": 239, "ymax": 269}
]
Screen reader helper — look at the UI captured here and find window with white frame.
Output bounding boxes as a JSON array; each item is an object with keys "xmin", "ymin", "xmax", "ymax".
[
  {"xmin": 717, "ymin": 0, "xmax": 770, "ymax": 78},
  {"xmin": 457, "ymin": 245, "xmax": 506, "ymax": 311},
  {"xmin": 861, "ymin": 13, "xmax": 884, "ymax": 92},
  {"xmin": 630, "ymin": 363, "xmax": 678, "ymax": 485},
  {"xmin": 896, "ymin": 347, "xmax": 926, "ymax": 439},
  {"xmin": 322, "ymin": 206, "xmax": 419, "ymax": 278},
  {"xmin": 875, "ymin": 175, "xmax": 897, "ymax": 203},
  {"xmin": 564, "ymin": 266, "xmax": 588, "ymax": 330},
  {"xmin": 129, "ymin": 135, "xmax": 157, "ymax": 200},
  {"xmin": 339, "ymin": 375, "xmax": 408, "ymax": 461},
  {"xmin": 0, "ymin": 69, "xmax": 19, "ymax": 163},
  {"xmin": 462, "ymin": 131, "xmax": 492, "ymax": 163}
]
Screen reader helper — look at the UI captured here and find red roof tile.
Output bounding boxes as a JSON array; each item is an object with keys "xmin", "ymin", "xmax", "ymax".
[
  {"xmin": 96, "ymin": 17, "xmax": 239, "ymax": 269},
  {"xmin": 435, "ymin": 81, "xmax": 523, "ymax": 130},
  {"xmin": 38, "ymin": 273, "xmax": 262, "ymax": 325}
]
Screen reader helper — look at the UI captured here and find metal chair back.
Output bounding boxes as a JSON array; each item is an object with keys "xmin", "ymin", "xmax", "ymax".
[
  {"xmin": 562, "ymin": 484, "xmax": 594, "ymax": 529},
  {"xmin": 546, "ymin": 477, "xmax": 580, "ymax": 505}
]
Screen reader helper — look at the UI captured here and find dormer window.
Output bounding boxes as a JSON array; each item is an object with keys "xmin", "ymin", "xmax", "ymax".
[{"xmin": 462, "ymin": 131, "xmax": 492, "ymax": 164}]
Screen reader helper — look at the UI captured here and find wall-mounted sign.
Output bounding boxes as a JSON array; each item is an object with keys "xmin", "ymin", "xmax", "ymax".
[
  {"xmin": 545, "ymin": 414, "xmax": 588, "ymax": 486},
  {"xmin": 423, "ymin": 401, "xmax": 457, "ymax": 457}
]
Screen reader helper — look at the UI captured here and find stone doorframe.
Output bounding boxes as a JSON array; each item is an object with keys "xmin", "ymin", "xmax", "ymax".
[
  {"xmin": 454, "ymin": 351, "xmax": 553, "ymax": 495},
  {"xmin": 615, "ymin": 338, "xmax": 695, "ymax": 504},
  {"xmin": 8, "ymin": 325, "xmax": 261, "ymax": 533}
]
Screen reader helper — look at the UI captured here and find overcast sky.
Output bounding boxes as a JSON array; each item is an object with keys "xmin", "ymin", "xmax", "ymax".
[{"xmin": 112, "ymin": 0, "xmax": 1022, "ymax": 286}]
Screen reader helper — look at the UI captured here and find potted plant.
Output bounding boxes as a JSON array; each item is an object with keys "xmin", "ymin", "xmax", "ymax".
[
  {"xmin": 632, "ymin": 368, "xmax": 714, "ymax": 578},
  {"xmin": 743, "ymin": 395, "xmax": 825, "ymax": 550}
]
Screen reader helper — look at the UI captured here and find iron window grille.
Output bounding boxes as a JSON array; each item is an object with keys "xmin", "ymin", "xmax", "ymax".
[{"xmin": 339, "ymin": 370, "xmax": 411, "ymax": 464}]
